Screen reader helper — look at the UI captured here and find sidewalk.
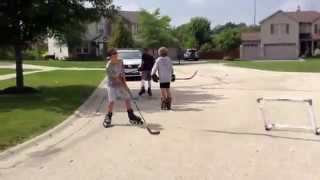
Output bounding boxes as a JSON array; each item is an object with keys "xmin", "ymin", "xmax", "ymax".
[{"xmin": 0, "ymin": 63, "xmax": 104, "ymax": 81}]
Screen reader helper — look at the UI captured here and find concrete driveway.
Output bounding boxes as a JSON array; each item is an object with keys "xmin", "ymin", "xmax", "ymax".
[{"xmin": 1, "ymin": 63, "xmax": 320, "ymax": 180}]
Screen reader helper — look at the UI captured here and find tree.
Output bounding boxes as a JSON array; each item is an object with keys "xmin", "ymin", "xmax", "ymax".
[
  {"xmin": 212, "ymin": 22, "xmax": 258, "ymax": 35},
  {"xmin": 58, "ymin": 23, "xmax": 89, "ymax": 51},
  {"xmin": 109, "ymin": 17, "xmax": 134, "ymax": 48},
  {"xmin": 173, "ymin": 23, "xmax": 196, "ymax": 48},
  {"xmin": 212, "ymin": 22, "xmax": 256, "ymax": 53},
  {"xmin": 189, "ymin": 17, "xmax": 211, "ymax": 48},
  {"xmin": 241, "ymin": 25, "xmax": 260, "ymax": 33},
  {"xmin": 212, "ymin": 22, "xmax": 243, "ymax": 35},
  {"xmin": 213, "ymin": 28, "xmax": 241, "ymax": 52},
  {"xmin": 137, "ymin": 9, "xmax": 177, "ymax": 51},
  {"xmin": 0, "ymin": 0, "xmax": 116, "ymax": 92}
]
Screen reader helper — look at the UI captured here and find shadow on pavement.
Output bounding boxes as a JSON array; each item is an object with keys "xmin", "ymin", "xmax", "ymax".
[
  {"xmin": 0, "ymin": 83, "xmax": 225, "ymax": 118},
  {"xmin": 107, "ymin": 87, "xmax": 226, "ymax": 114},
  {"xmin": 107, "ymin": 123, "xmax": 164, "ymax": 132},
  {"xmin": 203, "ymin": 129, "xmax": 320, "ymax": 143},
  {"xmin": 172, "ymin": 60, "xmax": 208, "ymax": 66}
]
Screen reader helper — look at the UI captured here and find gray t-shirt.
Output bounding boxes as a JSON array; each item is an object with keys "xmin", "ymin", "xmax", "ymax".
[
  {"xmin": 151, "ymin": 56, "xmax": 173, "ymax": 83},
  {"xmin": 106, "ymin": 60, "xmax": 125, "ymax": 87}
]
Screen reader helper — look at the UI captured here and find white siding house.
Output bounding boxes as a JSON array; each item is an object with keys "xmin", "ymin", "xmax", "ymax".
[
  {"xmin": 48, "ymin": 11, "xmax": 139, "ymax": 59},
  {"xmin": 48, "ymin": 38, "xmax": 69, "ymax": 60}
]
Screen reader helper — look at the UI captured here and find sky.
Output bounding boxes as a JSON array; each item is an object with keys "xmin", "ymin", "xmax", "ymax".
[{"xmin": 113, "ymin": 0, "xmax": 320, "ymax": 26}]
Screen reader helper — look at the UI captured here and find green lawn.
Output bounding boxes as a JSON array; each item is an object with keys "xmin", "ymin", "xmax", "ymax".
[
  {"xmin": 224, "ymin": 58, "xmax": 320, "ymax": 73},
  {"xmin": 24, "ymin": 60, "xmax": 106, "ymax": 68},
  {"xmin": 0, "ymin": 70, "xmax": 104, "ymax": 151},
  {"xmin": 0, "ymin": 68, "xmax": 34, "ymax": 75}
]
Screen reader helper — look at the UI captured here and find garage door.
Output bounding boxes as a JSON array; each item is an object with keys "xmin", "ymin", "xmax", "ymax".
[
  {"xmin": 264, "ymin": 44, "xmax": 297, "ymax": 60},
  {"xmin": 242, "ymin": 44, "xmax": 259, "ymax": 59}
]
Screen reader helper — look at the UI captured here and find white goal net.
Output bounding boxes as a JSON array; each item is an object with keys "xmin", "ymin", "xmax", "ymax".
[{"xmin": 257, "ymin": 97, "xmax": 319, "ymax": 135}]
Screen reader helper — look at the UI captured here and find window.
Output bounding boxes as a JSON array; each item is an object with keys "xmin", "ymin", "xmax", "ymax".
[
  {"xmin": 83, "ymin": 48, "xmax": 89, "ymax": 53},
  {"xmin": 271, "ymin": 24, "xmax": 290, "ymax": 35},
  {"xmin": 300, "ymin": 23, "xmax": 312, "ymax": 34},
  {"xmin": 81, "ymin": 43, "xmax": 90, "ymax": 54},
  {"xmin": 271, "ymin": 24, "xmax": 274, "ymax": 34},
  {"xmin": 98, "ymin": 23, "xmax": 104, "ymax": 34}
]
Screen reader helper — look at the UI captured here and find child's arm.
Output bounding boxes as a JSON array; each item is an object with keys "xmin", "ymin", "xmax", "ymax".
[
  {"xmin": 118, "ymin": 60, "xmax": 129, "ymax": 89},
  {"xmin": 151, "ymin": 58, "xmax": 159, "ymax": 75},
  {"xmin": 170, "ymin": 59, "xmax": 174, "ymax": 75},
  {"xmin": 169, "ymin": 58, "xmax": 175, "ymax": 82},
  {"xmin": 138, "ymin": 54, "xmax": 145, "ymax": 71}
]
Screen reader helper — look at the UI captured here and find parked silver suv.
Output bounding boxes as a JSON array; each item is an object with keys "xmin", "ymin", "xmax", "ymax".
[
  {"xmin": 118, "ymin": 49, "xmax": 142, "ymax": 77},
  {"xmin": 184, "ymin": 49, "xmax": 199, "ymax": 61}
]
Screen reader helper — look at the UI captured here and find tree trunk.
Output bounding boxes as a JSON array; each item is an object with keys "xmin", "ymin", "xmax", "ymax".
[{"xmin": 14, "ymin": 44, "xmax": 24, "ymax": 90}]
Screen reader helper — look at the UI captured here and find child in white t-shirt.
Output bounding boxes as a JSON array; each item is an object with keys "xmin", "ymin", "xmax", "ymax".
[{"xmin": 151, "ymin": 47, "xmax": 175, "ymax": 110}]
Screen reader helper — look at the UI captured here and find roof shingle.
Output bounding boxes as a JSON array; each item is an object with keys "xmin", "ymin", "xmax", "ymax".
[
  {"xmin": 119, "ymin": 11, "xmax": 139, "ymax": 24},
  {"xmin": 241, "ymin": 32, "xmax": 260, "ymax": 41},
  {"xmin": 285, "ymin": 11, "xmax": 320, "ymax": 23}
]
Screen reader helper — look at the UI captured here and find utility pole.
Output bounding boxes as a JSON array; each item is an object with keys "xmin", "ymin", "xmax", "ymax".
[{"xmin": 254, "ymin": 0, "xmax": 257, "ymax": 25}]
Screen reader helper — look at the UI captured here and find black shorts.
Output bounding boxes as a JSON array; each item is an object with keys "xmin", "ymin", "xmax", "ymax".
[
  {"xmin": 141, "ymin": 71, "xmax": 151, "ymax": 81},
  {"xmin": 160, "ymin": 82, "xmax": 170, "ymax": 88}
]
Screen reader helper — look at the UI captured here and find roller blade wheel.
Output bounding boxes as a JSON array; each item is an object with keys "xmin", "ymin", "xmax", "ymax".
[
  {"xmin": 265, "ymin": 126, "xmax": 272, "ymax": 131},
  {"xmin": 103, "ymin": 113, "xmax": 112, "ymax": 128},
  {"xmin": 128, "ymin": 110, "xmax": 143, "ymax": 126}
]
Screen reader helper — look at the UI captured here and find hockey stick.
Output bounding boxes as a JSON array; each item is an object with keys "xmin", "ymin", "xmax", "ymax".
[
  {"xmin": 175, "ymin": 70, "xmax": 198, "ymax": 80},
  {"xmin": 127, "ymin": 89, "xmax": 161, "ymax": 135},
  {"xmin": 96, "ymin": 94, "xmax": 106, "ymax": 114}
]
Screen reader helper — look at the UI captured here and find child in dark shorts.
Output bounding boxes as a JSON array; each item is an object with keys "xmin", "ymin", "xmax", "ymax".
[
  {"xmin": 151, "ymin": 47, "xmax": 175, "ymax": 110},
  {"xmin": 138, "ymin": 48, "xmax": 155, "ymax": 96}
]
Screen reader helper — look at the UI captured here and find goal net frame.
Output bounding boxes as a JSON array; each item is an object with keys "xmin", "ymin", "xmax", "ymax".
[{"xmin": 257, "ymin": 97, "xmax": 320, "ymax": 135}]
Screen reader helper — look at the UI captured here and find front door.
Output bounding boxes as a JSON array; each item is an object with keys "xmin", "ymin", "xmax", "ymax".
[{"xmin": 300, "ymin": 41, "xmax": 312, "ymax": 57}]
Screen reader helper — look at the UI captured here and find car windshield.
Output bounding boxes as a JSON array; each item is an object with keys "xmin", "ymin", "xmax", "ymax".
[{"xmin": 118, "ymin": 52, "xmax": 141, "ymax": 59}]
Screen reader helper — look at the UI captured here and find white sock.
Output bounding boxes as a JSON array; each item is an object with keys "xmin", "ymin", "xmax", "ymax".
[
  {"xmin": 141, "ymin": 80, "xmax": 145, "ymax": 88},
  {"xmin": 148, "ymin": 81, "xmax": 152, "ymax": 89}
]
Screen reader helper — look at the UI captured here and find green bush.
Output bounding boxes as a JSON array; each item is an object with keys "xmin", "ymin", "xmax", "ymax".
[
  {"xmin": 199, "ymin": 43, "xmax": 215, "ymax": 53},
  {"xmin": 23, "ymin": 48, "xmax": 47, "ymax": 60},
  {"xmin": 0, "ymin": 46, "xmax": 15, "ymax": 60}
]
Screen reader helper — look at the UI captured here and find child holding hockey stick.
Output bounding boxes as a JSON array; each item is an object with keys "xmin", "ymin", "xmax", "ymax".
[
  {"xmin": 151, "ymin": 47, "xmax": 175, "ymax": 110},
  {"xmin": 138, "ymin": 48, "xmax": 155, "ymax": 96},
  {"xmin": 103, "ymin": 48, "xmax": 143, "ymax": 128}
]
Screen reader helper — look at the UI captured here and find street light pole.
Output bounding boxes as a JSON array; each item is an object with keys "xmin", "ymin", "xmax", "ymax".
[{"xmin": 254, "ymin": 0, "xmax": 257, "ymax": 25}]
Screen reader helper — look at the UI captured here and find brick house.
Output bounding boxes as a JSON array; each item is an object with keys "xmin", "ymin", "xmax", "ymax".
[{"xmin": 240, "ymin": 9, "xmax": 320, "ymax": 60}]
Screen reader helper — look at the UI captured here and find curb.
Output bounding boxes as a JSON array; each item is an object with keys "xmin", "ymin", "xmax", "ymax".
[{"xmin": 0, "ymin": 79, "xmax": 106, "ymax": 161}]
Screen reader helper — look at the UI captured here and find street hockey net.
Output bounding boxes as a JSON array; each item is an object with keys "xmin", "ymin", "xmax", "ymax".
[{"xmin": 257, "ymin": 97, "xmax": 320, "ymax": 135}]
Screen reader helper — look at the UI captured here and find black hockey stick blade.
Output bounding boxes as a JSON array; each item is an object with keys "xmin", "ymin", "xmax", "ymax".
[
  {"xmin": 176, "ymin": 70, "xmax": 198, "ymax": 80},
  {"xmin": 146, "ymin": 127, "xmax": 161, "ymax": 135},
  {"xmin": 127, "ymin": 89, "xmax": 161, "ymax": 136}
]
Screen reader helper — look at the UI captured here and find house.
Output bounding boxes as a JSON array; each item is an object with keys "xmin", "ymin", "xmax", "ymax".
[
  {"xmin": 48, "ymin": 11, "xmax": 139, "ymax": 59},
  {"xmin": 240, "ymin": 9, "xmax": 320, "ymax": 60}
]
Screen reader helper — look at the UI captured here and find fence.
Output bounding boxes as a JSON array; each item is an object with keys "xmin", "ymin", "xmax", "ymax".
[{"xmin": 199, "ymin": 49, "xmax": 240, "ymax": 60}]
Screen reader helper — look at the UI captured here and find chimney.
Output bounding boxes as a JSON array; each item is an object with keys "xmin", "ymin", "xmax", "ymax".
[{"xmin": 297, "ymin": 5, "xmax": 301, "ymax": 12}]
